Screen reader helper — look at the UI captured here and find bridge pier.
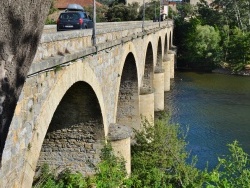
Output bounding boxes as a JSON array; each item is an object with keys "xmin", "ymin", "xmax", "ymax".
[
  {"xmin": 168, "ymin": 50, "xmax": 176, "ymax": 79},
  {"xmin": 0, "ymin": 21, "xmax": 175, "ymax": 188},
  {"xmin": 153, "ymin": 69, "xmax": 165, "ymax": 111},
  {"xmin": 163, "ymin": 57, "xmax": 171, "ymax": 91},
  {"xmin": 108, "ymin": 124, "xmax": 133, "ymax": 175},
  {"xmin": 139, "ymin": 87, "xmax": 154, "ymax": 125}
]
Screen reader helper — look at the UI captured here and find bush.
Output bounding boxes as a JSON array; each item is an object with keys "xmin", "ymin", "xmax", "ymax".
[
  {"xmin": 94, "ymin": 142, "xmax": 127, "ymax": 188},
  {"xmin": 33, "ymin": 113, "xmax": 250, "ymax": 187},
  {"xmin": 204, "ymin": 141, "xmax": 250, "ymax": 188},
  {"xmin": 130, "ymin": 112, "xmax": 203, "ymax": 187}
]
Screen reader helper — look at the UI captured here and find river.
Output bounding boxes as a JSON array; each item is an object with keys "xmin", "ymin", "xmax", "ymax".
[{"xmin": 164, "ymin": 71, "xmax": 250, "ymax": 170}]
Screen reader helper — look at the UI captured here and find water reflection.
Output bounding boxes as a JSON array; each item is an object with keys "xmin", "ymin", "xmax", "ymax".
[{"xmin": 165, "ymin": 71, "xmax": 250, "ymax": 170}]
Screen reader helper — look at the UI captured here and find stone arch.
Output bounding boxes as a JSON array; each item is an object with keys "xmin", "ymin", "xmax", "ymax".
[
  {"xmin": 36, "ymin": 81, "xmax": 104, "ymax": 176},
  {"xmin": 116, "ymin": 52, "xmax": 140, "ymax": 131},
  {"xmin": 164, "ymin": 32, "xmax": 168, "ymax": 56},
  {"xmin": 156, "ymin": 37, "xmax": 163, "ymax": 69},
  {"xmin": 169, "ymin": 31, "xmax": 172, "ymax": 49},
  {"xmin": 142, "ymin": 42, "xmax": 154, "ymax": 89},
  {"xmin": 6, "ymin": 61, "xmax": 107, "ymax": 187}
]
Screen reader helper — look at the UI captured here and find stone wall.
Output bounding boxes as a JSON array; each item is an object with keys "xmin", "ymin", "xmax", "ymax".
[
  {"xmin": 37, "ymin": 82, "xmax": 104, "ymax": 175},
  {"xmin": 0, "ymin": 21, "xmax": 175, "ymax": 188},
  {"xmin": 116, "ymin": 53, "xmax": 140, "ymax": 131}
]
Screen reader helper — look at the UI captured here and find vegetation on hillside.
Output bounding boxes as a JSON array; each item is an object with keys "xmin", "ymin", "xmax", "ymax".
[
  {"xmin": 174, "ymin": 0, "xmax": 250, "ymax": 72},
  {"xmin": 33, "ymin": 112, "xmax": 250, "ymax": 187},
  {"xmin": 46, "ymin": 0, "xmax": 164, "ymax": 24}
]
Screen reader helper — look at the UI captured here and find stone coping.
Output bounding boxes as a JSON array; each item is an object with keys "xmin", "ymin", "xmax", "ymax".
[
  {"xmin": 28, "ymin": 26, "xmax": 163, "ymax": 76},
  {"xmin": 41, "ymin": 20, "xmax": 173, "ymax": 43},
  {"xmin": 43, "ymin": 20, "xmax": 173, "ymax": 32},
  {"xmin": 28, "ymin": 21, "xmax": 173, "ymax": 76},
  {"xmin": 108, "ymin": 123, "xmax": 133, "ymax": 141},
  {"xmin": 28, "ymin": 33, "xmax": 141, "ymax": 76}
]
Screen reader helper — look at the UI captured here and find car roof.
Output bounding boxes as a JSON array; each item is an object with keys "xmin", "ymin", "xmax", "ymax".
[{"xmin": 65, "ymin": 4, "xmax": 84, "ymax": 12}]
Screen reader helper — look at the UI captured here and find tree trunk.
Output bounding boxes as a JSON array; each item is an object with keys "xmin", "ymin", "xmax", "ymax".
[{"xmin": 0, "ymin": 0, "xmax": 52, "ymax": 164}]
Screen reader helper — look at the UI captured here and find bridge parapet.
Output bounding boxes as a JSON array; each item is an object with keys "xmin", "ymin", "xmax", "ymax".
[
  {"xmin": 0, "ymin": 19, "xmax": 176, "ymax": 188},
  {"xmin": 31, "ymin": 21, "xmax": 173, "ymax": 76}
]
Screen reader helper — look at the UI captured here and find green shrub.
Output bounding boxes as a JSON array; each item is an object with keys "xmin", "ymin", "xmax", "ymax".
[
  {"xmin": 130, "ymin": 112, "xmax": 203, "ymax": 187},
  {"xmin": 94, "ymin": 142, "xmax": 127, "ymax": 188},
  {"xmin": 33, "ymin": 114, "xmax": 250, "ymax": 188},
  {"xmin": 203, "ymin": 141, "xmax": 250, "ymax": 188}
]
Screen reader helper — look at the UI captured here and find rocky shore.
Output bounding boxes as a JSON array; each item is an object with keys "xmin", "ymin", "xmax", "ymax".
[{"xmin": 212, "ymin": 68, "xmax": 250, "ymax": 76}]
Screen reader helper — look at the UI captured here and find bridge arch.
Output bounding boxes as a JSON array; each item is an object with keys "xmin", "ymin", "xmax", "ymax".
[
  {"xmin": 142, "ymin": 42, "xmax": 154, "ymax": 89},
  {"xmin": 164, "ymin": 32, "xmax": 168, "ymax": 56},
  {"xmin": 156, "ymin": 37, "xmax": 163, "ymax": 69},
  {"xmin": 169, "ymin": 31, "xmax": 172, "ymax": 49},
  {"xmin": 16, "ymin": 61, "xmax": 107, "ymax": 186},
  {"xmin": 116, "ymin": 52, "xmax": 139, "ymax": 131},
  {"xmin": 36, "ymin": 81, "xmax": 105, "ymax": 176}
]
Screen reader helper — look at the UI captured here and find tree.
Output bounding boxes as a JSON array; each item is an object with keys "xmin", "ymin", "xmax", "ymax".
[
  {"xmin": 185, "ymin": 24, "xmax": 221, "ymax": 68},
  {"xmin": 85, "ymin": 5, "xmax": 109, "ymax": 22},
  {"xmin": 0, "ymin": 0, "xmax": 52, "ymax": 163},
  {"xmin": 106, "ymin": 2, "xmax": 139, "ymax": 22},
  {"xmin": 226, "ymin": 27, "xmax": 250, "ymax": 71},
  {"xmin": 211, "ymin": 0, "xmax": 250, "ymax": 32},
  {"xmin": 138, "ymin": 0, "xmax": 160, "ymax": 21}
]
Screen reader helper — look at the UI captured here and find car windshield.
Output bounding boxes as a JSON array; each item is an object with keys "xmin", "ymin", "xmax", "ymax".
[{"xmin": 60, "ymin": 13, "xmax": 80, "ymax": 20}]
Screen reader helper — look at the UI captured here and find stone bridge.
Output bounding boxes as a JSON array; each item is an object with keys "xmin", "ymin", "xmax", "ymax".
[{"xmin": 0, "ymin": 20, "xmax": 176, "ymax": 187}]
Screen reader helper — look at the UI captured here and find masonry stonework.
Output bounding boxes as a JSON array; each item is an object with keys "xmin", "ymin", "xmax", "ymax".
[{"xmin": 0, "ymin": 21, "xmax": 175, "ymax": 188}]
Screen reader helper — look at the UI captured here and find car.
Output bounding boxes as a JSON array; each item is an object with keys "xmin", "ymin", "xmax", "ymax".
[{"xmin": 57, "ymin": 4, "xmax": 93, "ymax": 31}]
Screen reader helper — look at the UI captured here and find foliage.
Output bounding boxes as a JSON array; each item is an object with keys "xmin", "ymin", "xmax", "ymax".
[
  {"xmin": 106, "ymin": 2, "xmax": 139, "ymax": 22},
  {"xmin": 174, "ymin": 0, "xmax": 250, "ymax": 71},
  {"xmin": 45, "ymin": 18, "xmax": 56, "ymax": 25},
  {"xmin": 196, "ymin": 0, "xmax": 224, "ymax": 27},
  {"xmin": 48, "ymin": 0, "xmax": 58, "ymax": 15},
  {"xmin": 33, "ymin": 113, "xmax": 250, "ymax": 187},
  {"xmin": 168, "ymin": 6, "xmax": 177, "ymax": 20},
  {"xmin": 211, "ymin": 0, "xmax": 250, "ymax": 32},
  {"xmin": 94, "ymin": 142, "xmax": 127, "ymax": 188},
  {"xmin": 32, "ymin": 164, "xmax": 88, "ymax": 188},
  {"xmin": 32, "ymin": 143, "xmax": 127, "ymax": 188},
  {"xmin": 226, "ymin": 28, "xmax": 250, "ymax": 71},
  {"xmin": 129, "ymin": 112, "xmax": 203, "ymax": 187},
  {"xmin": 85, "ymin": 5, "xmax": 109, "ymax": 22},
  {"xmin": 45, "ymin": 0, "xmax": 58, "ymax": 25},
  {"xmin": 138, "ymin": 0, "xmax": 160, "ymax": 21},
  {"xmin": 203, "ymin": 141, "xmax": 250, "ymax": 188},
  {"xmin": 185, "ymin": 24, "xmax": 222, "ymax": 68},
  {"xmin": 176, "ymin": 2, "xmax": 196, "ymax": 20}
]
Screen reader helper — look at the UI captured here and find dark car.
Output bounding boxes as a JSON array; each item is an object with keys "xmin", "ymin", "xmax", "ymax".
[{"xmin": 57, "ymin": 11, "xmax": 93, "ymax": 31}]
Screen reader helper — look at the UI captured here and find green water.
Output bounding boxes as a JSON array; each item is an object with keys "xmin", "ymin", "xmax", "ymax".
[{"xmin": 165, "ymin": 71, "xmax": 250, "ymax": 170}]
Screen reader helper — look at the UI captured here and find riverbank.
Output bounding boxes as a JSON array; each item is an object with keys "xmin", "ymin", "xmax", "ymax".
[
  {"xmin": 177, "ymin": 66, "xmax": 250, "ymax": 76},
  {"xmin": 212, "ymin": 67, "xmax": 250, "ymax": 76}
]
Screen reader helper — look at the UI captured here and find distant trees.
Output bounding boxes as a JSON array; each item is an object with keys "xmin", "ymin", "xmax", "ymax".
[
  {"xmin": 34, "ymin": 113, "xmax": 250, "ymax": 187},
  {"xmin": 174, "ymin": 0, "xmax": 250, "ymax": 71},
  {"xmin": 106, "ymin": 2, "xmax": 139, "ymax": 22},
  {"xmin": 185, "ymin": 24, "xmax": 221, "ymax": 68},
  {"xmin": 85, "ymin": 5, "xmax": 109, "ymax": 22}
]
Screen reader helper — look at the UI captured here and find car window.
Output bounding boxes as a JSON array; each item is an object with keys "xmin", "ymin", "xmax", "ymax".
[
  {"xmin": 83, "ymin": 13, "xmax": 87, "ymax": 19},
  {"xmin": 60, "ymin": 13, "xmax": 80, "ymax": 20}
]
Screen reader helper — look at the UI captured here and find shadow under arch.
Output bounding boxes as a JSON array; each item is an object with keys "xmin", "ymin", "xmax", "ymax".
[
  {"xmin": 164, "ymin": 32, "xmax": 168, "ymax": 56},
  {"xmin": 35, "ymin": 81, "xmax": 104, "ymax": 176},
  {"xmin": 0, "ymin": 61, "xmax": 107, "ymax": 187},
  {"xmin": 142, "ymin": 42, "xmax": 154, "ymax": 89},
  {"xmin": 169, "ymin": 31, "xmax": 172, "ymax": 49},
  {"xmin": 156, "ymin": 37, "xmax": 163, "ymax": 69},
  {"xmin": 116, "ymin": 52, "xmax": 140, "ymax": 130}
]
